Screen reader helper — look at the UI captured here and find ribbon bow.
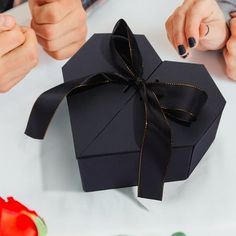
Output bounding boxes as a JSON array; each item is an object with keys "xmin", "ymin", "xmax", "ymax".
[{"xmin": 25, "ymin": 19, "xmax": 207, "ymax": 200}]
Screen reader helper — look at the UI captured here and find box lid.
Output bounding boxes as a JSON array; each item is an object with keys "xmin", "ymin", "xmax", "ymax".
[
  {"xmin": 62, "ymin": 33, "xmax": 162, "ymax": 157},
  {"xmin": 62, "ymin": 33, "xmax": 225, "ymax": 159}
]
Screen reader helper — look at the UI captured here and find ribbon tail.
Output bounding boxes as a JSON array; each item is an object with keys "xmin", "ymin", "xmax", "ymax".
[
  {"xmin": 138, "ymin": 88, "xmax": 171, "ymax": 200},
  {"xmin": 25, "ymin": 73, "xmax": 126, "ymax": 139}
]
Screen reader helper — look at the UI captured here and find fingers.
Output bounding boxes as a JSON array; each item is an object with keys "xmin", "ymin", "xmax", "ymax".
[
  {"xmin": 184, "ymin": 1, "xmax": 212, "ymax": 48},
  {"xmin": 36, "ymin": 25, "xmax": 86, "ymax": 52},
  {"xmin": 165, "ymin": 0, "xmax": 228, "ymax": 57},
  {"xmin": 224, "ymin": 48, "xmax": 236, "ymax": 80},
  {"xmin": 0, "ymin": 75, "xmax": 26, "ymax": 93},
  {"xmin": 30, "ymin": 0, "xmax": 79, "ymax": 24},
  {"xmin": 0, "ymin": 14, "xmax": 15, "ymax": 32},
  {"xmin": 185, "ymin": 0, "xmax": 225, "ymax": 49},
  {"xmin": 32, "ymin": 1, "xmax": 74, "ymax": 24},
  {"xmin": 166, "ymin": 2, "xmax": 203, "ymax": 58},
  {"xmin": 165, "ymin": 15, "xmax": 173, "ymax": 43},
  {"xmin": 44, "ymin": 40, "xmax": 85, "ymax": 60},
  {"xmin": 224, "ymin": 17, "xmax": 236, "ymax": 80},
  {"xmin": 4, "ymin": 27, "xmax": 38, "ymax": 76},
  {"xmin": 31, "ymin": 8, "xmax": 86, "ymax": 41},
  {"xmin": 165, "ymin": 8, "xmax": 188, "ymax": 58},
  {"xmin": 0, "ymin": 25, "xmax": 25, "ymax": 57},
  {"xmin": 230, "ymin": 17, "xmax": 236, "ymax": 37},
  {"xmin": 0, "ymin": 27, "xmax": 38, "ymax": 92},
  {"xmin": 172, "ymin": 7, "xmax": 189, "ymax": 57},
  {"xmin": 30, "ymin": 0, "xmax": 87, "ymax": 60}
]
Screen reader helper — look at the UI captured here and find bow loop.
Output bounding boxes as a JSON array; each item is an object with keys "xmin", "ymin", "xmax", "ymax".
[
  {"xmin": 111, "ymin": 19, "xmax": 143, "ymax": 78},
  {"xmin": 148, "ymin": 81, "xmax": 208, "ymax": 124}
]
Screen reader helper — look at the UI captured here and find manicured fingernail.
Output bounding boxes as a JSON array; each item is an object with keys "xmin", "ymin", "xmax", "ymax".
[
  {"xmin": 182, "ymin": 52, "xmax": 189, "ymax": 59},
  {"xmin": 188, "ymin": 37, "xmax": 196, "ymax": 48},
  {"xmin": 178, "ymin": 45, "xmax": 186, "ymax": 55}
]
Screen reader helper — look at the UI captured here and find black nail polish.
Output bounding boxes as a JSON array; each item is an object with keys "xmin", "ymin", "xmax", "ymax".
[
  {"xmin": 188, "ymin": 37, "xmax": 196, "ymax": 48},
  {"xmin": 178, "ymin": 45, "xmax": 186, "ymax": 55},
  {"xmin": 182, "ymin": 52, "xmax": 189, "ymax": 59}
]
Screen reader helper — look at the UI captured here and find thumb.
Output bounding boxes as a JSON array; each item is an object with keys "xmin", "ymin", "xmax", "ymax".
[
  {"xmin": 198, "ymin": 21, "xmax": 229, "ymax": 50},
  {"xmin": 0, "ymin": 15, "xmax": 16, "ymax": 32}
]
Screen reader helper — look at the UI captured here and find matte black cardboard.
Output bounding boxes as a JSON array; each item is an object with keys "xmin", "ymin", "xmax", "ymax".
[{"xmin": 62, "ymin": 33, "xmax": 226, "ymax": 193}]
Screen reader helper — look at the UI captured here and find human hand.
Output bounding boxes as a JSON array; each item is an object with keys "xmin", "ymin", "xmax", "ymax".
[
  {"xmin": 224, "ymin": 12, "xmax": 236, "ymax": 80},
  {"xmin": 29, "ymin": 0, "xmax": 87, "ymax": 60},
  {"xmin": 165, "ymin": 0, "xmax": 229, "ymax": 58},
  {"xmin": 0, "ymin": 15, "xmax": 38, "ymax": 93}
]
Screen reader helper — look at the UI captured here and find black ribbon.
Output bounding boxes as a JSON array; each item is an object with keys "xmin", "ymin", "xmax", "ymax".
[{"xmin": 25, "ymin": 19, "xmax": 208, "ymax": 200}]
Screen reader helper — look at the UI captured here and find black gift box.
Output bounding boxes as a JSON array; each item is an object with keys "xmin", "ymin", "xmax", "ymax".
[{"xmin": 25, "ymin": 20, "xmax": 226, "ymax": 200}]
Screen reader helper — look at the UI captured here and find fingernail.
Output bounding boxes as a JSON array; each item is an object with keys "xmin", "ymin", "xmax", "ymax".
[
  {"xmin": 188, "ymin": 37, "xmax": 196, "ymax": 48},
  {"xmin": 182, "ymin": 52, "xmax": 189, "ymax": 59},
  {"xmin": 178, "ymin": 45, "xmax": 186, "ymax": 55}
]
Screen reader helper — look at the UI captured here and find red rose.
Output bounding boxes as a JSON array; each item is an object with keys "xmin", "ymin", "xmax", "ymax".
[{"xmin": 0, "ymin": 197, "xmax": 47, "ymax": 236}]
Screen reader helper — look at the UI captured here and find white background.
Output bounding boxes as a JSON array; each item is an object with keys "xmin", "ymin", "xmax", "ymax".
[{"xmin": 1, "ymin": 1, "xmax": 236, "ymax": 235}]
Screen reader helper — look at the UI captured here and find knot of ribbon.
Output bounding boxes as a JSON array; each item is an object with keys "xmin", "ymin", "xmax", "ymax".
[{"xmin": 25, "ymin": 19, "xmax": 208, "ymax": 200}]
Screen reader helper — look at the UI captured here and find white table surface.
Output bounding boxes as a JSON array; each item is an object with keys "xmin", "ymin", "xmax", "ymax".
[{"xmin": 1, "ymin": 1, "xmax": 236, "ymax": 236}]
